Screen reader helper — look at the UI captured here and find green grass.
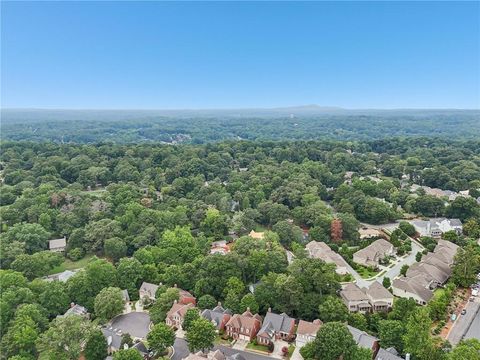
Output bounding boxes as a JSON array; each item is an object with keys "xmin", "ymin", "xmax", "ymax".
[
  {"xmin": 48, "ymin": 254, "xmax": 95, "ymax": 274},
  {"xmin": 246, "ymin": 342, "xmax": 270, "ymax": 353},
  {"xmin": 215, "ymin": 336, "xmax": 232, "ymax": 346},
  {"xmin": 355, "ymin": 266, "xmax": 380, "ymax": 279},
  {"xmin": 287, "ymin": 344, "xmax": 296, "ymax": 359},
  {"xmin": 433, "ymin": 288, "xmax": 446, "ymax": 299}
]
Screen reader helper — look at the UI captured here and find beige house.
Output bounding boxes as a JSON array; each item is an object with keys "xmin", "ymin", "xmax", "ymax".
[
  {"xmin": 165, "ymin": 301, "xmax": 195, "ymax": 329},
  {"xmin": 341, "ymin": 283, "xmax": 371, "ymax": 313},
  {"xmin": 353, "ymin": 239, "xmax": 395, "ymax": 268},
  {"xmin": 340, "ymin": 282, "xmax": 392, "ymax": 313},
  {"xmin": 296, "ymin": 319, "xmax": 322, "ymax": 347},
  {"xmin": 365, "ymin": 281, "xmax": 394, "ymax": 312},
  {"xmin": 305, "ymin": 241, "xmax": 350, "ymax": 275},
  {"xmin": 392, "ymin": 240, "xmax": 458, "ymax": 305},
  {"xmin": 359, "ymin": 228, "xmax": 382, "ymax": 240}
]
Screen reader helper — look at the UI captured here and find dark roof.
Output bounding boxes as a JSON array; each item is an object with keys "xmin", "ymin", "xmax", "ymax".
[{"xmin": 258, "ymin": 312, "xmax": 295, "ymax": 340}]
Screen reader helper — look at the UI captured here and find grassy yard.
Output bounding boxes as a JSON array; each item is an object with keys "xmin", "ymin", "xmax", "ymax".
[
  {"xmin": 48, "ymin": 254, "xmax": 95, "ymax": 274},
  {"xmin": 215, "ymin": 336, "xmax": 232, "ymax": 346},
  {"xmin": 355, "ymin": 266, "xmax": 380, "ymax": 279},
  {"xmin": 287, "ymin": 344, "xmax": 296, "ymax": 359},
  {"xmin": 246, "ymin": 342, "xmax": 270, "ymax": 353}
]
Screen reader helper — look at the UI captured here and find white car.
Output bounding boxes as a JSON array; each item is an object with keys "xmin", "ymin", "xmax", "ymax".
[{"xmin": 472, "ymin": 289, "xmax": 479, "ymax": 297}]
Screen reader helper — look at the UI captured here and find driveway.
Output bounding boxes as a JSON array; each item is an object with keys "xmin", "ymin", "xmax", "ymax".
[{"xmin": 110, "ymin": 312, "xmax": 151, "ymax": 339}]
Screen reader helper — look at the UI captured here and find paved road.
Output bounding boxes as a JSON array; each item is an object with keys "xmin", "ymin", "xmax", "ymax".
[
  {"xmin": 464, "ymin": 306, "xmax": 480, "ymax": 340},
  {"xmin": 172, "ymin": 338, "xmax": 274, "ymax": 360},
  {"xmin": 447, "ymin": 300, "xmax": 480, "ymax": 345}
]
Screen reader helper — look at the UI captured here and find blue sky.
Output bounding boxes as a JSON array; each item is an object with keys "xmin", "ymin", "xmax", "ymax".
[{"xmin": 1, "ymin": 1, "xmax": 479, "ymax": 109}]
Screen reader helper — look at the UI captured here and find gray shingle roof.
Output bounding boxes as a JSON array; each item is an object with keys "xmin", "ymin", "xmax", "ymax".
[
  {"xmin": 347, "ymin": 325, "xmax": 378, "ymax": 350},
  {"xmin": 258, "ymin": 311, "xmax": 295, "ymax": 340}
]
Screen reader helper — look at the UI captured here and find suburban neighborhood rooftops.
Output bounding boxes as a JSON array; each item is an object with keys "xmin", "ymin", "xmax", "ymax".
[
  {"xmin": 365, "ymin": 281, "xmax": 393, "ymax": 301},
  {"xmin": 305, "ymin": 241, "xmax": 350, "ymax": 272},
  {"xmin": 258, "ymin": 310, "xmax": 295, "ymax": 340},
  {"xmin": 353, "ymin": 239, "xmax": 393, "ymax": 264},
  {"xmin": 296, "ymin": 319, "xmax": 322, "ymax": 336},
  {"xmin": 341, "ymin": 283, "xmax": 370, "ymax": 302},
  {"xmin": 375, "ymin": 347, "xmax": 403, "ymax": 360},
  {"xmin": 347, "ymin": 325, "xmax": 378, "ymax": 350},
  {"xmin": 139, "ymin": 282, "xmax": 159, "ymax": 298}
]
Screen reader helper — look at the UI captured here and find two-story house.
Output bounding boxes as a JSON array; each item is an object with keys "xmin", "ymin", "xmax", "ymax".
[{"xmin": 225, "ymin": 308, "xmax": 262, "ymax": 341}]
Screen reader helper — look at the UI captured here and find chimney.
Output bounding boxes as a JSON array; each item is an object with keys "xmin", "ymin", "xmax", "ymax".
[
  {"xmin": 267, "ymin": 307, "xmax": 272, "ymax": 313},
  {"xmin": 70, "ymin": 302, "xmax": 75, "ymax": 308},
  {"xmin": 218, "ymin": 301, "xmax": 222, "ymax": 307},
  {"xmin": 246, "ymin": 307, "xmax": 250, "ymax": 312},
  {"xmin": 174, "ymin": 300, "xmax": 178, "ymax": 304},
  {"xmin": 174, "ymin": 284, "xmax": 177, "ymax": 288}
]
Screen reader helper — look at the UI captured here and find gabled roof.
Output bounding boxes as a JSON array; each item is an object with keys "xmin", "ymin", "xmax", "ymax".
[
  {"xmin": 297, "ymin": 319, "xmax": 322, "ymax": 336},
  {"xmin": 353, "ymin": 239, "xmax": 393, "ymax": 262},
  {"xmin": 139, "ymin": 282, "xmax": 159, "ymax": 297},
  {"xmin": 167, "ymin": 302, "xmax": 195, "ymax": 320},
  {"xmin": 201, "ymin": 304, "xmax": 231, "ymax": 328},
  {"xmin": 341, "ymin": 283, "xmax": 369, "ymax": 302},
  {"xmin": 59, "ymin": 303, "xmax": 88, "ymax": 318},
  {"xmin": 365, "ymin": 281, "xmax": 393, "ymax": 301},
  {"xmin": 258, "ymin": 311, "xmax": 295, "ymax": 339},
  {"xmin": 305, "ymin": 241, "xmax": 350, "ymax": 269},
  {"xmin": 347, "ymin": 325, "xmax": 378, "ymax": 350},
  {"xmin": 392, "ymin": 276, "xmax": 433, "ymax": 303},
  {"xmin": 375, "ymin": 348, "xmax": 403, "ymax": 360},
  {"xmin": 225, "ymin": 310, "xmax": 261, "ymax": 331}
]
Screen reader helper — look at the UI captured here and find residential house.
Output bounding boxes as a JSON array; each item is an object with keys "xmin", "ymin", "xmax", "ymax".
[
  {"xmin": 58, "ymin": 303, "xmax": 89, "ymax": 318},
  {"xmin": 353, "ymin": 239, "xmax": 395, "ymax": 268},
  {"xmin": 210, "ymin": 240, "xmax": 230, "ymax": 255},
  {"xmin": 365, "ymin": 281, "xmax": 394, "ymax": 312},
  {"xmin": 341, "ymin": 282, "xmax": 393, "ymax": 313},
  {"xmin": 392, "ymin": 240, "xmax": 458, "ymax": 305},
  {"xmin": 225, "ymin": 308, "xmax": 262, "ymax": 341},
  {"xmin": 359, "ymin": 228, "xmax": 383, "ymax": 240},
  {"xmin": 295, "ymin": 319, "xmax": 322, "ymax": 347},
  {"xmin": 375, "ymin": 348, "xmax": 403, "ymax": 360},
  {"xmin": 256, "ymin": 309, "xmax": 295, "ymax": 345},
  {"xmin": 102, "ymin": 327, "xmax": 149, "ymax": 356},
  {"xmin": 305, "ymin": 241, "xmax": 350, "ymax": 275},
  {"xmin": 44, "ymin": 269, "xmax": 77, "ymax": 282},
  {"xmin": 139, "ymin": 282, "xmax": 160, "ymax": 301},
  {"xmin": 201, "ymin": 302, "xmax": 232, "ymax": 331},
  {"xmin": 340, "ymin": 283, "xmax": 372, "ymax": 313},
  {"xmin": 348, "ymin": 325, "xmax": 380, "ymax": 357},
  {"xmin": 249, "ymin": 230, "xmax": 265, "ymax": 240},
  {"xmin": 49, "ymin": 237, "xmax": 67, "ymax": 252},
  {"xmin": 410, "ymin": 218, "xmax": 462, "ymax": 238},
  {"xmin": 165, "ymin": 301, "xmax": 195, "ymax": 329},
  {"xmin": 174, "ymin": 285, "xmax": 197, "ymax": 305}
]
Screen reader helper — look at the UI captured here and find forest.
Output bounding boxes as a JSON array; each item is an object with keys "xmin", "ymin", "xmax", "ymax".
[
  {"xmin": 1, "ymin": 137, "xmax": 480, "ymax": 360},
  {"xmin": 2, "ymin": 109, "xmax": 480, "ymax": 143}
]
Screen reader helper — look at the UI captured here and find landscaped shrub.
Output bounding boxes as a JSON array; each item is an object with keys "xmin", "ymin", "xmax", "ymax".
[{"xmin": 67, "ymin": 248, "xmax": 84, "ymax": 261}]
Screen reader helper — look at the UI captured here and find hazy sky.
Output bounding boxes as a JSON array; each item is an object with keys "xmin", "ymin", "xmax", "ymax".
[{"xmin": 2, "ymin": 1, "xmax": 479, "ymax": 109}]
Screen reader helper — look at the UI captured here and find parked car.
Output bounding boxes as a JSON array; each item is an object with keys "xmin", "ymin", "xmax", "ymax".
[{"xmin": 461, "ymin": 309, "xmax": 467, "ymax": 315}]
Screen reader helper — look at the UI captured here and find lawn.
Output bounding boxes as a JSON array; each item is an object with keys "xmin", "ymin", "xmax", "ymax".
[
  {"xmin": 287, "ymin": 344, "xmax": 296, "ymax": 359},
  {"xmin": 246, "ymin": 342, "xmax": 270, "ymax": 353},
  {"xmin": 215, "ymin": 336, "xmax": 232, "ymax": 346},
  {"xmin": 48, "ymin": 254, "xmax": 95, "ymax": 274},
  {"xmin": 355, "ymin": 265, "xmax": 380, "ymax": 279}
]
